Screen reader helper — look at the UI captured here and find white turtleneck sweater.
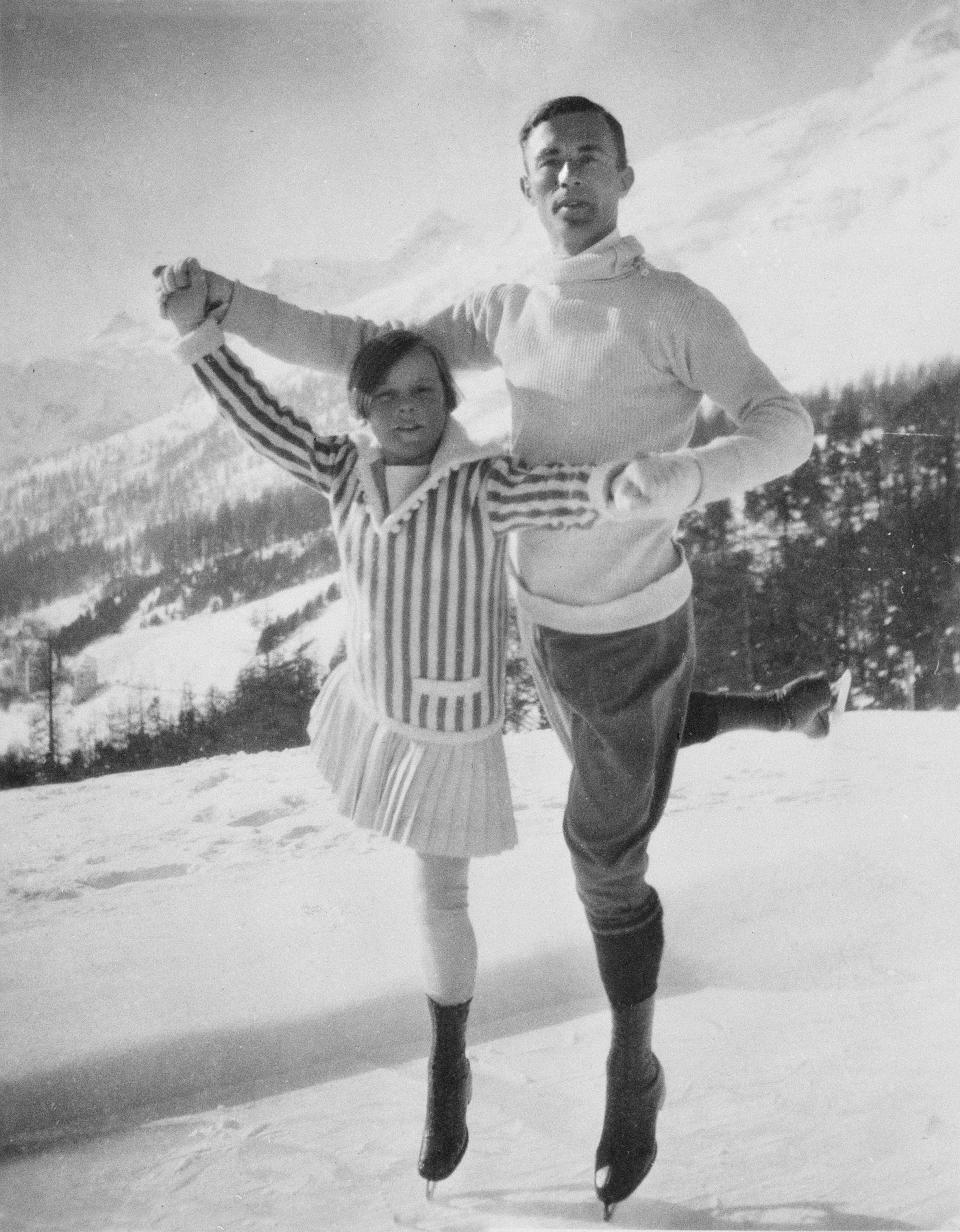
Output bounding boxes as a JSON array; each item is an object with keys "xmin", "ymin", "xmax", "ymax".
[{"xmin": 221, "ymin": 233, "xmax": 812, "ymax": 634}]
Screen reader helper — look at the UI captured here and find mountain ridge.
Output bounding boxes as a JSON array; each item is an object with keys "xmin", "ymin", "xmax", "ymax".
[{"xmin": 2, "ymin": 8, "xmax": 957, "ymax": 473}]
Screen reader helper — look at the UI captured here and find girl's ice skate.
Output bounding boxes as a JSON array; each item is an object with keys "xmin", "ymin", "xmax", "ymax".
[{"xmin": 418, "ymin": 998, "xmax": 472, "ymax": 1197}]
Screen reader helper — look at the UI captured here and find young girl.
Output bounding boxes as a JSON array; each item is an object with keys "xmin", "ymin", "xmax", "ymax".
[
  {"xmin": 160, "ymin": 268, "xmax": 837, "ymax": 1197},
  {"xmin": 162, "ymin": 272, "xmax": 655, "ymax": 1190}
]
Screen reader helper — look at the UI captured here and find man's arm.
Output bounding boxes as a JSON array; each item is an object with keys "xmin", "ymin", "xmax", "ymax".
[
  {"xmin": 222, "ymin": 279, "xmax": 391, "ymax": 372},
  {"xmin": 656, "ymin": 284, "xmax": 814, "ymax": 507},
  {"xmin": 214, "ymin": 274, "xmax": 502, "ymax": 377}
]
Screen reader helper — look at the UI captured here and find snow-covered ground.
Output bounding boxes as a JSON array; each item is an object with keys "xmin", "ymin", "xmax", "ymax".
[{"xmin": 1, "ymin": 713, "xmax": 957, "ymax": 1231}]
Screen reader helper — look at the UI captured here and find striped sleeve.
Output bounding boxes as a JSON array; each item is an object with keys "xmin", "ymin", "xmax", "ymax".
[
  {"xmin": 482, "ymin": 456, "xmax": 616, "ymax": 535},
  {"xmin": 191, "ymin": 344, "xmax": 349, "ymax": 494}
]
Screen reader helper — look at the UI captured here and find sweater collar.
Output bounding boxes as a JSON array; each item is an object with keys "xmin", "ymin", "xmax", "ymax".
[{"xmin": 544, "ymin": 231, "xmax": 648, "ymax": 284}]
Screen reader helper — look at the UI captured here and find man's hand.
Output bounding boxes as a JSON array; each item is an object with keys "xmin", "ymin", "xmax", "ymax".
[
  {"xmin": 153, "ymin": 258, "xmax": 235, "ymax": 334},
  {"xmin": 154, "ymin": 258, "xmax": 207, "ymax": 335},
  {"xmin": 610, "ymin": 453, "xmax": 702, "ymax": 520}
]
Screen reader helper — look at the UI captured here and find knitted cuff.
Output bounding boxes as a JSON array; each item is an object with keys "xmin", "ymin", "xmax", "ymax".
[
  {"xmin": 673, "ymin": 449, "xmax": 705, "ymax": 508},
  {"xmin": 173, "ymin": 316, "xmax": 226, "ymax": 366},
  {"xmin": 591, "ymin": 895, "xmax": 664, "ymax": 1008},
  {"xmin": 589, "ymin": 461, "xmax": 627, "ymax": 517}
]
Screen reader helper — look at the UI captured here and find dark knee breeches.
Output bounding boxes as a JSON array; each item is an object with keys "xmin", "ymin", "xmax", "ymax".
[{"xmin": 528, "ymin": 601, "xmax": 695, "ymax": 1004}]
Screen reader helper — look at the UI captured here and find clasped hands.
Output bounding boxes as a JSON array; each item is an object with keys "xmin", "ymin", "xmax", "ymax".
[
  {"xmin": 153, "ymin": 258, "xmax": 233, "ymax": 336},
  {"xmin": 609, "ymin": 453, "xmax": 702, "ymax": 519}
]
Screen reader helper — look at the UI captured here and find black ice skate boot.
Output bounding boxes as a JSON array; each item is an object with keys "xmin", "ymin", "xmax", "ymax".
[
  {"xmin": 773, "ymin": 673, "xmax": 833, "ymax": 738},
  {"xmin": 710, "ymin": 673, "xmax": 833, "ymax": 741},
  {"xmin": 418, "ymin": 996, "xmax": 472, "ymax": 1197},
  {"xmin": 594, "ymin": 995, "xmax": 666, "ymax": 1221}
]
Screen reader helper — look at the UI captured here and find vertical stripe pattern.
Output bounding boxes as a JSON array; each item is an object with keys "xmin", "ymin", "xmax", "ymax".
[{"xmin": 192, "ymin": 344, "xmax": 602, "ymax": 737}]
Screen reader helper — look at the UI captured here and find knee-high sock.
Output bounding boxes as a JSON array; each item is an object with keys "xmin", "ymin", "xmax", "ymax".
[
  {"xmin": 413, "ymin": 854, "xmax": 477, "ymax": 1006},
  {"xmin": 591, "ymin": 891, "xmax": 665, "ymax": 1007}
]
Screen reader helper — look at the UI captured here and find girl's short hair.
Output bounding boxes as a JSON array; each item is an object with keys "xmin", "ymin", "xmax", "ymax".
[{"xmin": 347, "ymin": 330, "xmax": 459, "ymax": 419}]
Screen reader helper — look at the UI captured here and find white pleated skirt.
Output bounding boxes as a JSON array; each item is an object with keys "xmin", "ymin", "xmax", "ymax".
[{"xmin": 307, "ymin": 664, "xmax": 517, "ymax": 858}]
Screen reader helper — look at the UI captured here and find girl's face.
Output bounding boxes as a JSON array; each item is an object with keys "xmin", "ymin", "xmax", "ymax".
[{"xmin": 364, "ymin": 347, "xmax": 450, "ymax": 466}]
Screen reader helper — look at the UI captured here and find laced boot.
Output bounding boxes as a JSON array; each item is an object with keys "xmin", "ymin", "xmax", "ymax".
[
  {"xmin": 418, "ymin": 996, "xmax": 472, "ymax": 1197},
  {"xmin": 594, "ymin": 996, "xmax": 665, "ymax": 1221}
]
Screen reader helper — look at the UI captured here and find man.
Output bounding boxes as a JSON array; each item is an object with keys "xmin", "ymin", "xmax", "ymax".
[{"xmin": 160, "ymin": 96, "xmax": 813, "ymax": 1216}]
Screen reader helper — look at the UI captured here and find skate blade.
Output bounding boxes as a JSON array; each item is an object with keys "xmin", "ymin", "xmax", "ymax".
[
  {"xmin": 425, "ymin": 1180, "xmax": 437, "ymax": 1200},
  {"xmin": 602, "ymin": 1201, "xmax": 617, "ymax": 1220},
  {"xmin": 831, "ymin": 669, "xmax": 852, "ymax": 721}
]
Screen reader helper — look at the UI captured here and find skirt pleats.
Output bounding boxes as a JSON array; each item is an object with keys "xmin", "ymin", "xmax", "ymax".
[{"xmin": 308, "ymin": 665, "xmax": 517, "ymax": 857}]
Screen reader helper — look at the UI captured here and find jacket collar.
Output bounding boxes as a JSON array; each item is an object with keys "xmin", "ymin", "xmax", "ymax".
[{"xmin": 350, "ymin": 407, "xmax": 509, "ymax": 531}]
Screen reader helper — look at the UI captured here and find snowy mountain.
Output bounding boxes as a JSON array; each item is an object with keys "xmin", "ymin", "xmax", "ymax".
[
  {"xmin": 227, "ymin": 6, "xmax": 960, "ymax": 391},
  {"xmin": 3, "ymin": 8, "xmax": 958, "ymax": 477},
  {"xmin": 258, "ymin": 212, "xmax": 489, "ymax": 312},
  {"xmin": 0, "ymin": 364, "xmax": 355, "ymax": 552},
  {"xmin": 627, "ymin": 4, "xmax": 960, "ymax": 389},
  {"xmin": 0, "ymin": 319, "xmax": 194, "ymax": 473},
  {"xmin": 2, "ymin": 715, "xmax": 958, "ymax": 1229}
]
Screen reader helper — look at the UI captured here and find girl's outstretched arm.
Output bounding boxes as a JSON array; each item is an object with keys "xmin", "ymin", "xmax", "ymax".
[
  {"xmin": 176, "ymin": 319, "xmax": 352, "ymax": 496},
  {"xmin": 483, "ymin": 456, "xmax": 621, "ymax": 534}
]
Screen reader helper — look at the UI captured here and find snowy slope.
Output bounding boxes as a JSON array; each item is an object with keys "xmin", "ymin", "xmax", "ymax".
[
  {"xmin": 1, "ymin": 714, "xmax": 958, "ymax": 1230},
  {"xmin": 0, "ymin": 576, "xmax": 346, "ymax": 755},
  {"xmin": 626, "ymin": 6, "xmax": 960, "ymax": 389}
]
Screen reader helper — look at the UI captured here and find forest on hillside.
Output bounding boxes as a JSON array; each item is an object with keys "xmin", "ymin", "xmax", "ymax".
[
  {"xmin": 1, "ymin": 359, "xmax": 957, "ymax": 787},
  {"xmin": 688, "ymin": 360, "xmax": 960, "ymax": 710}
]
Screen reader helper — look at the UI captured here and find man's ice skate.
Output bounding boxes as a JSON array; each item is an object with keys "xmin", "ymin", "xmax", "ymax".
[
  {"xmin": 774, "ymin": 668, "xmax": 851, "ymax": 738},
  {"xmin": 595, "ymin": 1056, "xmax": 665, "ymax": 1220},
  {"xmin": 594, "ymin": 999, "xmax": 666, "ymax": 1220},
  {"xmin": 831, "ymin": 669, "xmax": 852, "ymax": 720},
  {"xmin": 774, "ymin": 673, "xmax": 831, "ymax": 737}
]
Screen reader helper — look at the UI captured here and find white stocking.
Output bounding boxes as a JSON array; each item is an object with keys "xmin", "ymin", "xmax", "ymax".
[{"xmin": 413, "ymin": 854, "xmax": 477, "ymax": 1006}]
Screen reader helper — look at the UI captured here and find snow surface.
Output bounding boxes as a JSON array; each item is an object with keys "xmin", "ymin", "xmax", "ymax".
[{"xmin": 1, "ymin": 714, "xmax": 958, "ymax": 1230}]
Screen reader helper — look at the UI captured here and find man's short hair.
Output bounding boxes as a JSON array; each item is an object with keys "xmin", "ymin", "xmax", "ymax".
[{"xmin": 519, "ymin": 96, "xmax": 628, "ymax": 170}]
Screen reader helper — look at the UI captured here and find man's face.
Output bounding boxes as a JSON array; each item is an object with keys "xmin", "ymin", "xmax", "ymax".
[{"xmin": 520, "ymin": 110, "xmax": 634, "ymax": 256}]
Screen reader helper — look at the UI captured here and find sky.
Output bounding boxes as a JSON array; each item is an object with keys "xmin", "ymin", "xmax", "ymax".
[{"xmin": 0, "ymin": 0, "xmax": 943, "ymax": 363}]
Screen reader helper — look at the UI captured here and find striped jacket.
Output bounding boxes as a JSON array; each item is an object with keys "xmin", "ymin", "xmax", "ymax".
[{"xmin": 184, "ymin": 327, "xmax": 618, "ymax": 739}]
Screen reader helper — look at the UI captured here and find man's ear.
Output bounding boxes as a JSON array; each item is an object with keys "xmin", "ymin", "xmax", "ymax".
[
  {"xmin": 519, "ymin": 174, "xmax": 532, "ymax": 202},
  {"xmin": 618, "ymin": 165, "xmax": 635, "ymax": 197}
]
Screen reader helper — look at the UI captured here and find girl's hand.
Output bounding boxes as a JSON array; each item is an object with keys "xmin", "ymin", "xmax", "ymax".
[
  {"xmin": 154, "ymin": 258, "xmax": 207, "ymax": 335},
  {"xmin": 610, "ymin": 453, "xmax": 702, "ymax": 520}
]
